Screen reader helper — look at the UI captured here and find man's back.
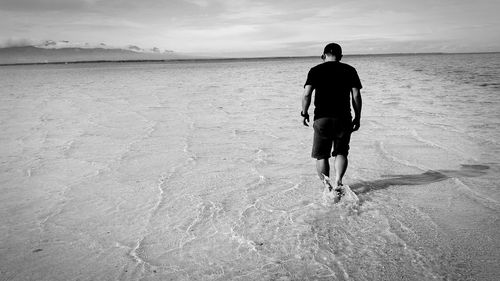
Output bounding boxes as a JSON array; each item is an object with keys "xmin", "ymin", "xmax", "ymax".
[{"xmin": 305, "ymin": 61, "xmax": 362, "ymax": 120}]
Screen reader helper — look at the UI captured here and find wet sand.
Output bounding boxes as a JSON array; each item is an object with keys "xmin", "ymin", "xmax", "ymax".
[{"xmin": 1, "ymin": 55, "xmax": 499, "ymax": 280}]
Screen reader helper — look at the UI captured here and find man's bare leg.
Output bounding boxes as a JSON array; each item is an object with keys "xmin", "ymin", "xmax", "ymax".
[
  {"xmin": 316, "ymin": 158, "xmax": 330, "ymax": 180},
  {"xmin": 334, "ymin": 154, "xmax": 348, "ymax": 186},
  {"xmin": 317, "ymin": 158, "xmax": 335, "ymax": 193}
]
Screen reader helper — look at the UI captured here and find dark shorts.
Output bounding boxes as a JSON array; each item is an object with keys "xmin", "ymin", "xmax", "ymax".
[{"xmin": 312, "ymin": 117, "xmax": 352, "ymax": 159}]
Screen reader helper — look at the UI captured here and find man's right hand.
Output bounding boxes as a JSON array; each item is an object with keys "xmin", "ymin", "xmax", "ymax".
[
  {"xmin": 301, "ymin": 111, "xmax": 310, "ymax": 127},
  {"xmin": 352, "ymin": 118, "xmax": 360, "ymax": 131}
]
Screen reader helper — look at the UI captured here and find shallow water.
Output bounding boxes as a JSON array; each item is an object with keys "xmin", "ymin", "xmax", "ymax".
[{"xmin": 0, "ymin": 54, "xmax": 499, "ymax": 280}]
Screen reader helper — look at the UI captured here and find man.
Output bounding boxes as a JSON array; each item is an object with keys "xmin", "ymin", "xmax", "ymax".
[{"xmin": 301, "ymin": 43, "xmax": 362, "ymax": 198}]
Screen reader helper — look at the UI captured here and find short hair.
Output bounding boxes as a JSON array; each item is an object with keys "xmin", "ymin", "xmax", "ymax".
[{"xmin": 323, "ymin": 43, "xmax": 342, "ymax": 58}]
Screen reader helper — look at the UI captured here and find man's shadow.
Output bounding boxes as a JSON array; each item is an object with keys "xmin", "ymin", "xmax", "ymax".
[{"xmin": 351, "ymin": 164, "xmax": 489, "ymax": 194}]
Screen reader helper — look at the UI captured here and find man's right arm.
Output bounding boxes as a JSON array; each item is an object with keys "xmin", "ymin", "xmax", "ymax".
[
  {"xmin": 351, "ymin": 87, "xmax": 362, "ymax": 131},
  {"xmin": 301, "ymin": 85, "xmax": 313, "ymax": 126}
]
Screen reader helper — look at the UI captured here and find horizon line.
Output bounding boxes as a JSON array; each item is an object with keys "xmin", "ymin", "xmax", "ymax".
[{"xmin": 1, "ymin": 51, "xmax": 499, "ymax": 66}]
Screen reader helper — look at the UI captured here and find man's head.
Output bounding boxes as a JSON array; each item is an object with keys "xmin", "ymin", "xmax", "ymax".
[{"xmin": 321, "ymin": 43, "xmax": 342, "ymax": 61}]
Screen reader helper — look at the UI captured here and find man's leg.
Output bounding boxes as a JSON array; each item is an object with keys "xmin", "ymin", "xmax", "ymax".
[
  {"xmin": 334, "ymin": 154, "xmax": 348, "ymax": 186},
  {"xmin": 316, "ymin": 158, "xmax": 330, "ymax": 180},
  {"xmin": 317, "ymin": 158, "xmax": 336, "ymax": 194}
]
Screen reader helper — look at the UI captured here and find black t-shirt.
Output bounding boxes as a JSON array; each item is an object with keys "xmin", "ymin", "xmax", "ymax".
[{"xmin": 304, "ymin": 61, "xmax": 362, "ymax": 120}]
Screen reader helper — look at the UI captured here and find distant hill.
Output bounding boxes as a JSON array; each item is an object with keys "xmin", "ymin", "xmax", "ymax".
[{"xmin": 0, "ymin": 45, "xmax": 191, "ymax": 65}]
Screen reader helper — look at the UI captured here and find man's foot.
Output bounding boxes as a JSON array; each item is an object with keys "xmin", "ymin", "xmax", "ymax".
[
  {"xmin": 333, "ymin": 185, "xmax": 345, "ymax": 199},
  {"xmin": 322, "ymin": 187, "xmax": 340, "ymax": 205},
  {"xmin": 322, "ymin": 177, "xmax": 333, "ymax": 192},
  {"xmin": 333, "ymin": 180, "xmax": 345, "ymax": 197}
]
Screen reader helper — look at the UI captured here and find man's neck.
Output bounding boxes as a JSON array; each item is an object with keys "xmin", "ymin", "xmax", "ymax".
[{"xmin": 324, "ymin": 56, "xmax": 339, "ymax": 62}]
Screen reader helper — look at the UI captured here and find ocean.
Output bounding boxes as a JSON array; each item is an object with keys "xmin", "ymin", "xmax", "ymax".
[{"xmin": 1, "ymin": 53, "xmax": 499, "ymax": 280}]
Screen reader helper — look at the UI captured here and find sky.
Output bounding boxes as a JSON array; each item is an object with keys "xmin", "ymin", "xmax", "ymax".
[{"xmin": 1, "ymin": 0, "xmax": 499, "ymax": 57}]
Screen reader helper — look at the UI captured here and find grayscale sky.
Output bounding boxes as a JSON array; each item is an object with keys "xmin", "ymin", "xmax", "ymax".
[{"xmin": 1, "ymin": 0, "xmax": 499, "ymax": 57}]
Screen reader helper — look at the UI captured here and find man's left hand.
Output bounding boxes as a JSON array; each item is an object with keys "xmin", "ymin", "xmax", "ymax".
[{"xmin": 352, "ymin": 118, "xmax": 360, "ymax": 131}]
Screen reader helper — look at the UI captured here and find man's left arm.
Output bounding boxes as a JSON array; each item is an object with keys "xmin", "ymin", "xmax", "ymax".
[{"xmin": 301, "ymin": 85, "xmax": 313, "ymax": 126}]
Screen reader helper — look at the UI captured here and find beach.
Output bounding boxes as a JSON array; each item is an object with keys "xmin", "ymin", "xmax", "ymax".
[{"xmin": 0, "ymin": 54, "xmax": 499, "ymax": 280}]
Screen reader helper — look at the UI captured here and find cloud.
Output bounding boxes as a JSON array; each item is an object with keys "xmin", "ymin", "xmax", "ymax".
[
  {"xmin": 184, "ymin": 0, "xmax": 210, "ymax": 8},
  {"xmin": 0, "ymin": 0, "xmax": 92, "ymax": 12},
  {"xmin": 163, "ymin": 24, "xmax": 261, "ymax": 52},
  {"xmin": 0, "ymin": 38, "xmax": 35, "ymax": 48},
  {"xmin": 67, "ymin": 17, "xmax": 147, "ymax": 29}
]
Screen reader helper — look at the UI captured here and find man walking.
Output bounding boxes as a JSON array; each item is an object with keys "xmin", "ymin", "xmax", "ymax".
[{"xmin": 301, "ymin": 43, "xmax": 362, "ymax": 198}]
